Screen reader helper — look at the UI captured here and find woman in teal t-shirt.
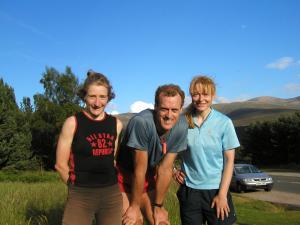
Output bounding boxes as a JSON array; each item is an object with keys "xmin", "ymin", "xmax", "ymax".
[{"xmin": 174, "ymin": 75, "xmax": 240, "ymax": 225}]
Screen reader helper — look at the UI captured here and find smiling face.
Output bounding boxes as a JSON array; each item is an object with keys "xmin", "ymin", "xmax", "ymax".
[
  {"xmin": 191, "ymin": 83, "xmax": 215, "ymax": 113},
  {"xmin": 84, "ymin": 83, "xmax": 108, "ymax": 119},
  {"xmin": 155, "ymin": 93, "xmax": 182, "ymax": 133}
]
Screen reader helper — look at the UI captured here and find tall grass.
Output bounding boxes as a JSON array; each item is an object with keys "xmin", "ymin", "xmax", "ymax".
[
  {"xmin": 0, "ymin": 178, "xmax": 66, "ymax": 225},
  {"xmin": 0, "ymin": 172, "xmax": 300, "ymax": 225}
]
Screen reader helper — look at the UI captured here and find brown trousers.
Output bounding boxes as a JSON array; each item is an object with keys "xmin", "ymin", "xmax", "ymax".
[{"xmin": 62, "ymin": 184, "xmax": 122, "ymax": 225}]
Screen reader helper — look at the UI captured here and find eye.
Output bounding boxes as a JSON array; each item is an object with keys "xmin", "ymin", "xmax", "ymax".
[
  {"xmin": 160, "ymin": 108, "xmax": 168, "ymax": 113},
  {"xmin": 191, "ymin": 93, "xmax": 199, "ymax": 97},
  {"xmin": 99, "ymin": 95, "xmax": 108, "ymax": 99}
]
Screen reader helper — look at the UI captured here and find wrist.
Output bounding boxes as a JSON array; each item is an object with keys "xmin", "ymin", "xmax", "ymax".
[{"xmin": 152, "ymin": 202, "xmax": 164, "ymax": 208}]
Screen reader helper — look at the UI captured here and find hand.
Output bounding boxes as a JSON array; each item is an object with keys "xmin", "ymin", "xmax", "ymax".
[
  {"xmin": 211, "ymin": 194, "xmax": 230, "ymax": 221},
  {"xmin": 172, "ymin": 168, "xmax": 185, "ymax": 184},
  {"xmin": 122, "ymin": 205, "xmax": 142, "ymax": 225},
  {"xmin": 153, "ymin": 206, "xmax": 170, "ymax": 225}
]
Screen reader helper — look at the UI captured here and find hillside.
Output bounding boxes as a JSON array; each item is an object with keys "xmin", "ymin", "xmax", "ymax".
[
  {"xmin": 116, "ymin": 96, "xmax": 300, "ymax": 127},
  {"xmin": 213, "ymin": 96, "xmax": 300, "ymax": 126}
]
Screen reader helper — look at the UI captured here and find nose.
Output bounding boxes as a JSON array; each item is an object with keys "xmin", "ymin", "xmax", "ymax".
[
  {"xmin": 165, "ymin": 109, "xmax": 172, "ymax": 118},
  {"xmin": 198, "ymin": 94, "xmax": 204, "ymax": 101},
  {"xmin": 94, "ymin": 97, "xmax": 101, "ymax": 106}
]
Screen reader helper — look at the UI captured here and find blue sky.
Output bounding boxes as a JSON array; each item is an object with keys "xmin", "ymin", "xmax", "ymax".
[{"xmin": 1, "ymin": 0, "xmax": 300, "ymax": 114}]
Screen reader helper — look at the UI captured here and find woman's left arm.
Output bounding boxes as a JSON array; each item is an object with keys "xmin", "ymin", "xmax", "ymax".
[{"xmin": 211, "ymin": 149, "xmax": 235, "ymax": 221}]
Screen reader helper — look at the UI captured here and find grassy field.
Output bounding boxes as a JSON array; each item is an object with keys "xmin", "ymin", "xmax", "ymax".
[{"xmin": 0, "ymin": 171, "xmax": 300, "ymax": 225}]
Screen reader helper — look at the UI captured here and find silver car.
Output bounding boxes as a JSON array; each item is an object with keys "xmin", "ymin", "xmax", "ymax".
[{"xmin": 230, "ymin": 164, "xmax": 274, "ymax": 193}]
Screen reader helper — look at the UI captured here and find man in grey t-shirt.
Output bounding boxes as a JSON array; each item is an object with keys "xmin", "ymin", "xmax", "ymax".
[{"xmin": 116, "ymin": 84, "xmax": 187, "ymax": 225}]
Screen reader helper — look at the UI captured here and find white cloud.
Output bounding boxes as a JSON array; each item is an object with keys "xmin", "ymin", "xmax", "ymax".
[
  {"xmin": 110, "ymin": 110, "xmax": 119, "ymax": 115},
  {"xmin": 266, "ymin": 57, "xmax": 295, "ymax": 70},
  {"xmin": 130, "ymin": 101, "xmax": 154, "ymax": 113},
  {"xmin": 106, "ymin": 102, "xmax": 119, "ymax": 115},
  {"xmin": 284, "ymin": 83, "xmax": 300, "ymax": 92},
  {"xmin": 214, "ymin": 96, "xmax": 230, "ymax": 104},
  {"xmin": 183, "ymin": 96, "xmax": 192, "ymax": 108}
]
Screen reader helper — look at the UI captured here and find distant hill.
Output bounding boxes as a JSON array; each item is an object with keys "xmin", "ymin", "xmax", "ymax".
[
  {"xmin": 213, "ymin": 96, "xmax": 300, "ymax": 126},
  {"xmin": 116, "ymin": 96, "xmax": 300, "ymax": 128}
]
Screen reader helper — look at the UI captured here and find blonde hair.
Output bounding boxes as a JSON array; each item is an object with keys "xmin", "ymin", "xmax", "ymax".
[{"xmin": 185, "ymin": 76, "xmax": 216, "ymax": 128}]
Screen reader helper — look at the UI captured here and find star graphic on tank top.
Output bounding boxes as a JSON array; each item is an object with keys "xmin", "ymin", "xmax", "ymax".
[
  {"xmin": 108, "ymin": 141, "xmax": 113, "ymax": 147},
  {"xmin": 91, "ymin": 142, "xmax": 97, "ymax": 147}
]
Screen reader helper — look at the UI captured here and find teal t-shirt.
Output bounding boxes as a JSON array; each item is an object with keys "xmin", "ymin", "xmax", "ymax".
[
  {"xmin": 117, "ymin": 109, "xmax": 188, "ymax": 171},
  {"xmin": 181, "ymin": 108, "xmax": 240, "ymax": 189}
]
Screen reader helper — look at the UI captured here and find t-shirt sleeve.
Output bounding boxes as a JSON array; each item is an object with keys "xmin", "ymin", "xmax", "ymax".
[
  {"xmin": 125, "ymin": 115, "xmax": 149, "ymax": 151},
  {"xmin": 168, "ymin": 116, "xmax": 188, "ymax": 153},
  {"xmin": 222, "ymin": 119, "xmax": 240, "ymax": 151}
]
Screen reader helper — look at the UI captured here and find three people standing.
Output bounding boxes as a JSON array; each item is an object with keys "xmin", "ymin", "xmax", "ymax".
[{"xmin": 56, "ymin": 71, "xmax": 239, "ymax": 225}]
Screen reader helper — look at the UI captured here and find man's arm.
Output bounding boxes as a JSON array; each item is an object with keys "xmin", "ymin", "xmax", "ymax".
[
  {"xmin": 153, "ymin": 153, "xmax": 177, "ymax": 225},
  {"xmin": 131, "ymin": 150, "xmax": 148, "ymax": 207},
  {"xmin": 211, "ymin": 149, "xmax": 235, "ymax": 220},
  {"xmin": 122, "ymin": 150, "xmax": 148, "ymax": 225}
]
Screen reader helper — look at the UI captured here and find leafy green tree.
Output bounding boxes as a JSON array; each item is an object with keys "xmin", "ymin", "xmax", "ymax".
[
  {"xmin": 0, "ymin": 79, "xmax": 33, "ymax": 170},
  {"xmin": 40, "ymin": 67, "xmax": 81, "ymax": 105},
  {"xmin": 243, "ymin": 112, "xmax": 300, "ymax": 166},
  {"xmin": 31, "ymin": 67, "xmax": 81, "ymax": 169}
]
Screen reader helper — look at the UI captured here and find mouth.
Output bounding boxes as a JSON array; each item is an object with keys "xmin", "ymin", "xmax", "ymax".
[{"xmin": 162, "ymin": 118, "xmax": 173, "ymax": 124}]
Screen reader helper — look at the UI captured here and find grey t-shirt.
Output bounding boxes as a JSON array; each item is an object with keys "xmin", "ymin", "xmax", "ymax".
[{"xmin": 117, "ymin": 109, "xmax": 188, "ymax": 171}]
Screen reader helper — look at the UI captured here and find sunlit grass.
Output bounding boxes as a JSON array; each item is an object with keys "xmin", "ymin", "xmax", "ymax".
[
  {"xmin": 0, "ymin": 172, "xmax": 300, "ymax": 225},
  {"xmin": 0, "ymin": 181, "xmax": 66, "ymax": 225}
]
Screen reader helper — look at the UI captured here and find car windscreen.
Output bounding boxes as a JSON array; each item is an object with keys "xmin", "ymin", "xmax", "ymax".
[{"xmin": 235, "ymin": 165, "xmax": 261, "ymax": 174}]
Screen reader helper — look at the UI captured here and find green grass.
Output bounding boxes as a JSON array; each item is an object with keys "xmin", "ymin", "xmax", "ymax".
[
  {"xmin": 165, "ymin": 182, "xmax": 300, "ymax": 225},
  {"xmin": 0, "ymin": 170, "xmax": 60, "ymax": 183},
  {"xmin": 0, "ymin": 181, "xmax": 67, "ymax": 225},
  {"xmin": 0, "ymin": 171, "xmax": 300, "ymax": 225}
]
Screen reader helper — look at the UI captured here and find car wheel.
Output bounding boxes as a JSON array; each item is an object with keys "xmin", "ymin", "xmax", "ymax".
[
  {"xmin": 264, "ymin": 185, "xmax": 272, "ymax": 192},
  {"xmin": 236, "ymin": 183, "xmax": 243, "ymax": 193}
]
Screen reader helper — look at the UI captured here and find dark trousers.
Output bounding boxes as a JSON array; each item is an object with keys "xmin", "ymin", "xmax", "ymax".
[{"xmin": 177, "ymin": 185, "xmax": 236, "ymax": 225}]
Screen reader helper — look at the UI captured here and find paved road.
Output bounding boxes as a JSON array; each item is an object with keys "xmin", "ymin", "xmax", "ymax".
[
  {"xmin": 272, "ymin": 173, "xmax": 300, "ymax": 194},
  {"xmin": 236, "ymin": 172, "xmax": 300, "ymax": 210}
]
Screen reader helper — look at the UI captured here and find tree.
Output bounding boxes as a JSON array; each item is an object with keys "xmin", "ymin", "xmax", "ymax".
[
  {"xmin": 31, "ymin": 67, "xmax": 81, "ymax": 169},
  {"xmin": 243, "ymin": 112, "xmax": 300, "ymax": 166},
  {"xmin": 40, "ymin": 66, "xmax": 81, "ymax": 105},
  {"xmin": 0, "ymin": 79, "xmax": 33, "ymax": 170}
]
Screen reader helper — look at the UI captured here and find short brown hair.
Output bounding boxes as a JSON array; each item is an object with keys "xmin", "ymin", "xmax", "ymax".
[
  {"xmin": 77, "ymin": 70, "xmax": 115, "ymax": 102},
  {"xmin": 154, "ymin": 84, "xmax": 185, "ymax": 108}
]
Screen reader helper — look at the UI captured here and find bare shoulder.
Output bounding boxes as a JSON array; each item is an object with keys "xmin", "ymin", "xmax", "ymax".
[
  {"xmin": 116, "ymin": 117, "xmax": 123, "ymax": 133},
  {"xmin": 61, "ymin": 116, "xmax": 76, "ymax": 134}
]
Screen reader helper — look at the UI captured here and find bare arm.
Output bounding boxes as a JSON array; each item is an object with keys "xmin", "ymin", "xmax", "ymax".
[
  {"xmin": 122, "ymin": 150, "xmax": 148, "ymax": 225},
  {"xmin": 153, "ymin": 153, "xmax": 177, "ymax": 225},
  {"xmin": 55, "ymin": 116, "xmax": 76, "ymax": 184},
  {"xmin": 114, "ymin": 118, "xmax": 123, "ymax": 162},
  {"xmin": 155, "ymin": 153, "xmax": 177, "ymax": 204},
  {"xmin": 211, "ymin": 149, "xmax": 235, "ymax": 220},
  {"xmin": 131, "ymin": 150, "xmax": 148, "ymax": 207}
]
